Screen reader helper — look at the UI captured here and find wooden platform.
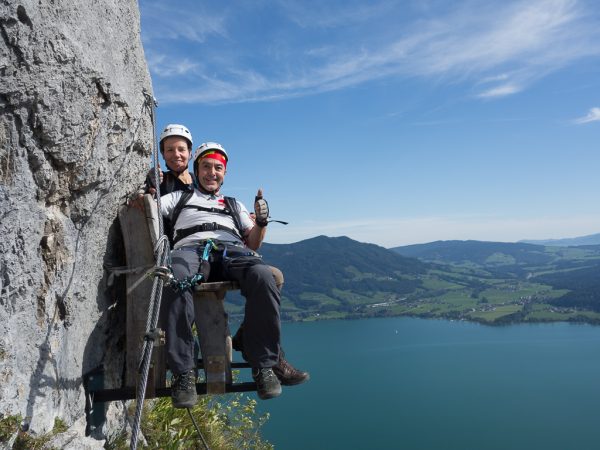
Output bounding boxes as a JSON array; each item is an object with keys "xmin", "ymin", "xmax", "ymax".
[{"xmin": 117, "ymin": 194, "xmax": 244, "ymax": 396}]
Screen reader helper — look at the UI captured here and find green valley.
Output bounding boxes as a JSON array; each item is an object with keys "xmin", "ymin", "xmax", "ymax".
[{"xmin": 225, "ymin": 236, "xmax": 600, "ymax": 325}]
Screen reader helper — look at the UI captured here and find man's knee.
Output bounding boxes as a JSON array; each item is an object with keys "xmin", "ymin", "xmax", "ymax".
[
  {"xmin": 246, "ymin": 263, "xmax": 277, "ymax": 289},
  {"xmin": 269, "ymin": 265, "xmax": 284, "ymax": 291}
]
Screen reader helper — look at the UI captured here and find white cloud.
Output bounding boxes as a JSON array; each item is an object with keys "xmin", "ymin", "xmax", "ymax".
[
  {"xmin": 478, "ymin": 83, "xmax": 523, "ymax": 98},
  {"xmin": 573, "ymin": 107, "xmax": 600, "ymax": 124},
  {"xmin": 142, "ymin": 0, "xmax": 600, "ymax": 104}
]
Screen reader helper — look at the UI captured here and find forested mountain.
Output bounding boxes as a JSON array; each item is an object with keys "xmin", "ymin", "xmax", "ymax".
[
  {"xmin": 220, "ymin": 236, "xmax": 600, "ymax": 324},
  {"xmin": 257, "ymin": 236, "xmax": 427, "ymax": 314}
]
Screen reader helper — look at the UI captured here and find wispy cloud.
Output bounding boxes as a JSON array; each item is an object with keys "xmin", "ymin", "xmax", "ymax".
[
  {"xmin": 146, "ymin": 51, "xmax": 199, "ymax": 77},
  {"xmin": 478, "ymin": 83, "xmax": 523, "ymax": 98},
  {"xmin": 140, "ymin": 0, "xmax": 227, "ymax": 43},
  {"xmin": 141, "ymin": 0, "xmax": 600, "ymax": 104},
  {"xmin": 573, "ymin": 107, "xmax": 600, "ymax": 124}
]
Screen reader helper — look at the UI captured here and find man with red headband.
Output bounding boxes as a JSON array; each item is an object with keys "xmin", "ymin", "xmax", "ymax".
[{"xmin": 159, "ymin": 141, "xmax": 309, "ymax": 408}]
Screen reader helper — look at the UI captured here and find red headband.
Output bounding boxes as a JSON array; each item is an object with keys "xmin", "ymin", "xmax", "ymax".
[{"xmin": 200, "ymin": 150, "xmax": 227, "ymax": 167}]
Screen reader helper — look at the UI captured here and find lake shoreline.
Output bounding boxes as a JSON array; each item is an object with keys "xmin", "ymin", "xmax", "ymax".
[{"xmin": 277, "ymin": 308, "xmax": 600, "ymax": 327}]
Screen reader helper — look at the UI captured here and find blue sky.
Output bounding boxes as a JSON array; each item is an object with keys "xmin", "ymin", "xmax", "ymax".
[{"xmin": 139, "ymin": 0, "xmax": 600, "ymax": 248}]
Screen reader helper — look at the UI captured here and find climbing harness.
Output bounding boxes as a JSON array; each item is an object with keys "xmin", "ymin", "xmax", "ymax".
[
  {"xmin": 169, "ymin": 191, "xmax": 244, "ymax": 244},
  {"xmin": 169, "ymin": 190, "xmax": 288, "ymax": 246},
  {"xmin": 131, "ymin": 239, "xmax": 216, "ymax": 292}
]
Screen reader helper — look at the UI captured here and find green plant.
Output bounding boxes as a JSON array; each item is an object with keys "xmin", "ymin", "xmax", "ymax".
[
  {"xmin": 107, "ymin": 393, "xmax": 273, "ymax": 450},
  {"xmin": 0, "ymin": 414, "xmax": 70, "ymax": 450}
]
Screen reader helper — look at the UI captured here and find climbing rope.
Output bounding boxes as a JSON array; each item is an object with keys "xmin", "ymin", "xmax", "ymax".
[{"xmin": 130, "ymin": 92, "xmax": 170, "ymax": 450}]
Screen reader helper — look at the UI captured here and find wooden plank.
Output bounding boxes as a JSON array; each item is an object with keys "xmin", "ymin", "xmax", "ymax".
[
  {"xmin": 193, "ymin": 288, "xmax": 233, "ymax": 394},
  {"xmin": 143, "ymin": 194, "xmax": 160, "ymax": 244},
  {"xmin": 118, "ymin": 194, "xmax": 165, "ymax": 394}
]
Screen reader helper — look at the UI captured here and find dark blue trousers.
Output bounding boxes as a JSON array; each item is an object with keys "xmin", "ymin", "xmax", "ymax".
[{"xmin": 162, "ymin": 245, "xmax": 281, "ymax": 374}]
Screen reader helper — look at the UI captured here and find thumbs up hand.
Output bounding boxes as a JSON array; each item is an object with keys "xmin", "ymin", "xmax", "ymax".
[{"xmin": 254, "ymin": 188, "xmax": 269, "ymax": 227}]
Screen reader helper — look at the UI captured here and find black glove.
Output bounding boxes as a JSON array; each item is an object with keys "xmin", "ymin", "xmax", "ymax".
[{"xmin": 254, "ymin": 193, "xmax": 269, "ymax": 227}]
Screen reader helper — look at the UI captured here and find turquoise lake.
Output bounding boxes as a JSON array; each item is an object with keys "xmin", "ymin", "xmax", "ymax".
[{"xmin": 250, "ymin": 317, "xmax": 600, "ymax": 450}]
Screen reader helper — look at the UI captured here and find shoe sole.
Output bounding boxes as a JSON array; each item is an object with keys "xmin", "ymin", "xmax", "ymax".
[
  {"xmin": 257, "ymin": 387, "xmax": 282, "ymax": 400},
  {"xmin": 172, "ymin": 400, "xmax": 198, "ymax": 409},
  {"xmin": 279, "ymin": 373, "xmax": 310, "ymax": 386},
  {"xmin": 172, "ymin": 394, "xmax": 198, "ymax": 409}
]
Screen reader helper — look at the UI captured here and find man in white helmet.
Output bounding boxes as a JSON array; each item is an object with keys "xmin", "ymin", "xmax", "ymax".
[{"xmin": 159, "ymin": 141, "xmax": 309, "ymax": 408}]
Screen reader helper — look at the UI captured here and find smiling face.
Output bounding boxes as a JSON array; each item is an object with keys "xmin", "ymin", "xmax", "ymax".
[
  {"xmin": 162, "ymin": 136, "xmax": 191, "ymax": 173},
  {"xmin": 196, "ymin": 157, "xmax": 226, "ymax": 193}
]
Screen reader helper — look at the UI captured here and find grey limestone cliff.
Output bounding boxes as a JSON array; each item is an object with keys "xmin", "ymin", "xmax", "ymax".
[{"xmin": 0, "ymin": 0, "xmax": 153, "ymax": 441}]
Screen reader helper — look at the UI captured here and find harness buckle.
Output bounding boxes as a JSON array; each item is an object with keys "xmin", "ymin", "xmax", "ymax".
[{"xmin": 152, "ymin": 266, "xmax": 174, "ymax": 282}]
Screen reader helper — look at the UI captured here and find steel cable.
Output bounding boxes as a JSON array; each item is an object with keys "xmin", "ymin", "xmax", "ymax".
[{"xmin": 130, "ymin": 92, "xmax": 171, "ymax": 450}]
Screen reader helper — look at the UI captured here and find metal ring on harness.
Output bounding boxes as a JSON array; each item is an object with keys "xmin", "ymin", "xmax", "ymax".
[{"xmin": 151, "ymin": 265, "xmax": 174, "ymax": 281}]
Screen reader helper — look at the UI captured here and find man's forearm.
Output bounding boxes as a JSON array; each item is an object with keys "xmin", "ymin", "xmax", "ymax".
[{"xmin": 245, "ymin": 224, "xmax": 267, "ymax": 250}]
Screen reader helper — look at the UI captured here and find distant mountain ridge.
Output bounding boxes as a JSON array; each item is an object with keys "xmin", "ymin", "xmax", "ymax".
[
  {"xmin": 519, "ymin": 232, "xmax": 600, "ymax": 247},
  {"xmin": 390, "ymin": 240, "xmax": 552, "ymax": 267}
]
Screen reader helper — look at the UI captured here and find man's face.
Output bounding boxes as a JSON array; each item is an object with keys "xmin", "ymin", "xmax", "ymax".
[
  {"xmin": 196, "ymin": 157, "xmax": 226, "ymax": 193},
  {"xmin": 162, "ymin": 136, "xmax": 190, "ymax": 172}
]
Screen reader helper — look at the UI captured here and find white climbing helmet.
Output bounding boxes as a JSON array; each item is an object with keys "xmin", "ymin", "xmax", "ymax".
[
  {"xmin": 159, "ymin": 124, "xmax": 193, "ymax": 151},
  {"xmin": 193, "ymin": 142, "xmax": 229, "ymax": 165}
]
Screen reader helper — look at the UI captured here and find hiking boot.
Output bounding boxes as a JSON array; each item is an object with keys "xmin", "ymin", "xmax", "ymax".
[
  {"xmin": 252, "ymin": 368, "xmax": 282, "ymax": 400},
  {"xmin": 171, "ymin": 369, "xmax": 197, "ymax": 408},
  {"xmin": 273, "ymin": 354, "xmax": 310, "ymax": 386}
]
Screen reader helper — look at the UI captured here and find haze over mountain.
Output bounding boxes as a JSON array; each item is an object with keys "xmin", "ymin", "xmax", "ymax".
[
  {"xmin": 390, "ymin": 240, "xmax": 552, "ymax": 267},
  {"xmin": 519, "ymin": 232, "xmax": 600, "ymax": 247}
]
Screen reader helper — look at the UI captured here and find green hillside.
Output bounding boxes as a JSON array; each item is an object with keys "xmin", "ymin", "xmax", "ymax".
[
  {"xmin": 225, "ymin": 236, "xmax": 600, "ymax": 325},
  {"xmin": 257, "ymin": 236, "xmax": 427, "ymax": 319},
  {"xmin": 392, "ymin": 239, "xmax": 600, "ymax": 319}
]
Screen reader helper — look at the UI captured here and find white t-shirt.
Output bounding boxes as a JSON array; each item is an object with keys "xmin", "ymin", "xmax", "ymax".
[{"xmin": 160, "ymin": 190, "xmax": 254, "ymax": 249}]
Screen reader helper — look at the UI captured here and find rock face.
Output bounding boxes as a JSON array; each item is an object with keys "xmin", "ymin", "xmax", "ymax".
[{"xmin": 0, "ymin": 0, "xmax": 153, "ymax": 437}]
